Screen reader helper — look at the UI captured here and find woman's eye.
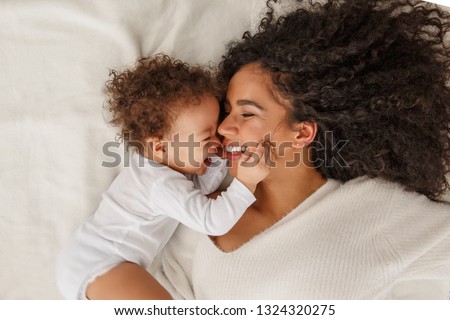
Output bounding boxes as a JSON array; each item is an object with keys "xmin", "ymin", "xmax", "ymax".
[{"xmin": 241, "ymin": 113, "xmax": 254, "ymax": 118}]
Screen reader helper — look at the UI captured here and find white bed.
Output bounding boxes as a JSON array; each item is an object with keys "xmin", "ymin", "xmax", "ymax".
[{"xmin": 0, "ymin": 0, "xmax": 448, "ymax": 299}]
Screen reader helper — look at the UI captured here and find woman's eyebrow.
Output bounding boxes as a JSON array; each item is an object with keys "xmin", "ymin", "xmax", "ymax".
[
  {"xmin": 224, "ymin": 98, "xmax": 265, "ymax": 110},
  {"xmin": 237, "ymin": 99, "xmax": 265, "ymax": 110}
]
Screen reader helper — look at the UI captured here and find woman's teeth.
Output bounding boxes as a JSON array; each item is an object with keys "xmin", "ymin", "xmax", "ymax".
[{"xmin": 226, "ymin": 145, "xmax": 246, "ymax": 153}]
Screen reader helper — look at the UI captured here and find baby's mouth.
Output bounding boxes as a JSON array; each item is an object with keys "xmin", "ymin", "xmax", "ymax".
[{"xmin": 203, "ymin": 157, "xmax": 212, "ymax": 167}]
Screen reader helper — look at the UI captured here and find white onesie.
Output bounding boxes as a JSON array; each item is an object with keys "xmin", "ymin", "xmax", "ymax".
[{"xmin": 56, "ymin": 152, "xmax": 255, "ymax": 299}]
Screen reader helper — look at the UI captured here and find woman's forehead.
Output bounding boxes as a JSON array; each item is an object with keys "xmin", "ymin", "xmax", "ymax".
[
  {"xmin": 227, "ymin": 63, "xmax": 292, "ymax": 111},
  {"xmin": 228, "ymin": 64, "xmax": 274, "ymax": 98}
]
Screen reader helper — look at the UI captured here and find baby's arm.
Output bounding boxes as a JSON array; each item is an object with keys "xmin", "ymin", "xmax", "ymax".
[
  {"xmin": 189, "ymin": 156, "xmax": 228, "ymax": 195},
  {"xmin": 153, "ymin": 143, "xmax": 269, "ymax": 235}
]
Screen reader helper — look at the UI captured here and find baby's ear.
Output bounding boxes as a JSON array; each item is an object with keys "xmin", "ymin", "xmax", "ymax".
[
  {"xmin": 292, "ymin": 122, "xmax": 317, "ymax": 148},
  {"xmin": 144, "ymin": 136, "xmax": 165, "ymax": 154}
]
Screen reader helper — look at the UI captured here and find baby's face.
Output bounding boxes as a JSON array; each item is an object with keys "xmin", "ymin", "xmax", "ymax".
[{"xmin": 162, "ymin": 94, "xmax": 221, "ymax": 175}]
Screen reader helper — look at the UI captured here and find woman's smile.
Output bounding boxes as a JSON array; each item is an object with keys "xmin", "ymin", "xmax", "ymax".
[{"xmin": 222, "ymin": 140, "xmax": 248, "ymax": 160}]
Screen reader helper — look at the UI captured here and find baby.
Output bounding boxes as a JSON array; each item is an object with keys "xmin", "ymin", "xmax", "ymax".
[{"xmin": 56, "ymin": 55, "xmax": 269, "ymax": 299}]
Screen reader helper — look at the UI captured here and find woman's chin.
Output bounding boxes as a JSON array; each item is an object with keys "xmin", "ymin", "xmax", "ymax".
[
  {"xmin": 226, "ymin": 158, "xmax": 240, "ymax": 177},
  {"xmin": 225, "ymin": 151, "xmax": 243, "ymax": 161}
]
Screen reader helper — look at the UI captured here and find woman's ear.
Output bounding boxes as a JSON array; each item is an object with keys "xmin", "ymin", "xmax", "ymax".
[{"xmin": 292, "ymin": 122, "xmax": 317, "ymax": 148}]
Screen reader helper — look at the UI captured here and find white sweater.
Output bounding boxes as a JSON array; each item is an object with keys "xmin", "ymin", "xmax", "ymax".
[
  {"xmin": 150, "ymin": 176, "xmax": 450, "ymax": 299},
  {"xmin": 56, "ymin": 153, "xmax": 255, "ymax": 299}
]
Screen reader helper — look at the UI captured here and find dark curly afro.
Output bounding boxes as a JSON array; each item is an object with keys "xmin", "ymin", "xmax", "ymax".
[
  {"xmin": 105, "ymin": 54, "xmax": 222, "ymax": 153},
  {"xmin": 219, "ymin": 0, "xmax": 450, "ymax": 200}
]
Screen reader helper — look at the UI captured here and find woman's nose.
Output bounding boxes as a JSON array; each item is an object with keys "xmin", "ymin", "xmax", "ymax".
[{"xmin": 218, "ymin": 115, "xmax": 238, "ymax": 137}]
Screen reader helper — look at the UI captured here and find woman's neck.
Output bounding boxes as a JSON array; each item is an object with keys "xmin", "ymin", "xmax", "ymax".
[{"xmin": 253, "ymin": 165, "xmax": 327, "ymax": 220}]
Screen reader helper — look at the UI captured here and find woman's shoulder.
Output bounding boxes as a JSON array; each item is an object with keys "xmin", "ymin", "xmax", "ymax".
[
  {"xmin": 338, "ymin": 176, "xmax": 449, "ymax": 204},
  {"xmin": 329, "ymin": 176, "xmax": 450, "ymax": 231},
  {"xmin": 303, "ymin": 176, "xmax": 450, "ymax": 224}
]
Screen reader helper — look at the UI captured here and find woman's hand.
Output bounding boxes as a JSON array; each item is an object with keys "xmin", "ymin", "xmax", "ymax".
[{"xmin": 235, "ymin": 141, "xmax": 271, "ymax": 193}]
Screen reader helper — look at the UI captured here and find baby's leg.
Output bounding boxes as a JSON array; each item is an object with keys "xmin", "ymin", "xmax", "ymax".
[{"xmin": 86, "ymin": 262, "xmax": 172, "ymax": 300}]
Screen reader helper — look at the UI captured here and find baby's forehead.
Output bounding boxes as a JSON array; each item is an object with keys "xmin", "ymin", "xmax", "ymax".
[
  {"xmin": 173, "ymin": 94, "xmax": 218, "ymax": 111},
  {"xmin": 170, "ymin": 97, "xmax": 219, "ymax": 133}
]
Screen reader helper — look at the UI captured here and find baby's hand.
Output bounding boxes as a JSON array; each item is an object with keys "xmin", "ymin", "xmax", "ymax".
[{"xmin": 236, "ymin": 141, "xmax": 271, "ymax": 193}]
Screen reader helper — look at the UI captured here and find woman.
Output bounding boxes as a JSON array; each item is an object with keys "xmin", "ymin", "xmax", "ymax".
[
  {"xmin": 150, "ymin": 0, "xmax": 450, "ymax": 299},
  {"xmin": 90, "ymin": 0, "xmax": 450, "ymax": 299}
]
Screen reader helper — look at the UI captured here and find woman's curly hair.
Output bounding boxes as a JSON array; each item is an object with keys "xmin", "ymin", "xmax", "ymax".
[
  {"xmin": 105, "ymin": 54, "xmax": 222, "ymax": 153},
  {"xmin": 219, "ymin": 0, "xmax": 450, "ymax": 200}
]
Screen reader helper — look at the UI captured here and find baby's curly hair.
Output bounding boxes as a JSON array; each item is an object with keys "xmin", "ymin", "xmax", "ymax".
[
  {"xmin": 220, "ymin": 0, "xmax": 450, "ymax": 200},
  {"xmin": 105, "ymin": 54, "xmax": 222, "ymax": 153}
]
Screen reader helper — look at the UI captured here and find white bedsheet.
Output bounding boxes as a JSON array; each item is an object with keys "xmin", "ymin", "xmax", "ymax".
[{"xmin": 0, "ymin": 0, "xmax": 448, "ymax": 299}]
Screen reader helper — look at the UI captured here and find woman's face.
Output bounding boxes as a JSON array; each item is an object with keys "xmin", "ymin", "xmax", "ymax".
[{"xmin": 218, "ymin": 63, "xmax": 298, "ymax": 176}]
